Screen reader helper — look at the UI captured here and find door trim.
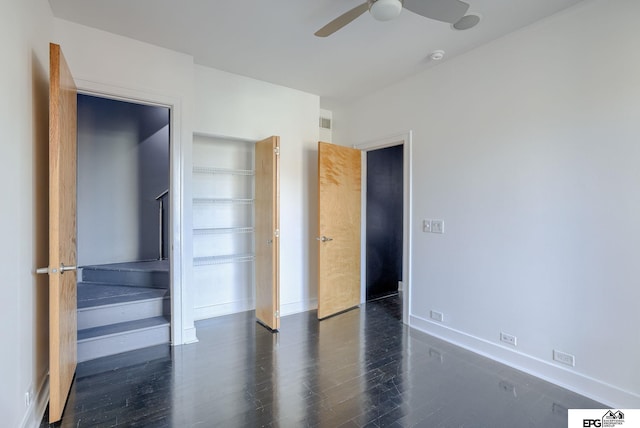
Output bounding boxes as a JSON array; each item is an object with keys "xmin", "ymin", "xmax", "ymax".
[
  {"xmin": 355, "ymin": 131, "xmax": 413, "ymax": 325},
  {"xmin": 73, "ymin": 78, "xmax": 194, "ymax": 345}
]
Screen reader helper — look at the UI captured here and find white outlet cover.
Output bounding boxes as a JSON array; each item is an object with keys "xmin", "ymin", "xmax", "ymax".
[
  {"xmin": 553, "ymin": 350, "xmax": 575, "ymax": 367},
  {"xmin": 500, "ymin": 332, "xmax": 517, "ymax": 346},
  {"xmin": 430, "ymin": 310, "xmax": 444, "ymax": 322}
]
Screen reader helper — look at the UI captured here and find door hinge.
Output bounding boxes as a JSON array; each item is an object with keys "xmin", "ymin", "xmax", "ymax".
[
  {"xmin": 274, "ymin": 229, "xmax": 280, "ymax": 238},
  {"xmin": 275, "ymin": 311, "xmax": 280, "ymax": 318},
  {"xmin": 274, "ymin": 147, "xmax": 280, "ymax": 156}
]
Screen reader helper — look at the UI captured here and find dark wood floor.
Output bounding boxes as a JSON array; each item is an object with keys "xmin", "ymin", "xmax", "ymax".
[{"xmin": 42, "ymin": 295, "xmax": 603, "ymax": 427}]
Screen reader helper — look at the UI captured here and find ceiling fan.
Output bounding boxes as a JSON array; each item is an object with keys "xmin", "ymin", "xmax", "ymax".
[{"xmin": 315, "ymin": 0, "xmax": 478, "ymax": 37}]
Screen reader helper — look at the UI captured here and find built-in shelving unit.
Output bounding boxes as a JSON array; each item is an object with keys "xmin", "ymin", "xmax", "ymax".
[{"xmin": 192, "ymin": 134, "xmax": 256, "ymax": 320}]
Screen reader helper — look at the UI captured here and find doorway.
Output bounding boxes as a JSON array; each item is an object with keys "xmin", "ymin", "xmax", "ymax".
[
  {"xmin": 77, "ymin": 94, "xmax": 170, "ymax": 266},
  {"xmin": 366, "ymin": 145, "xmax": 403, "ymax": 301},
  {"xmin": 76, "ymin": 94, "xmax": 172, "ymax": 361},
  {"xmin": 357, "ymin": 132, "xmax": 412, "ymax": 324}
]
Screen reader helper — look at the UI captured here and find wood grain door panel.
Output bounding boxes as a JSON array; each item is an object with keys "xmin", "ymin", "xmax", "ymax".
[
  {"xmin": 48, "ymin": 43, "xmax": 78, "ymax": 423},
  {"xmin": 254, "ymin": 136, "xmax": 280, "ymax": 330},
  {"xmin": 317, "ymin": 142, "xmax": 361, "ymax": 319}
]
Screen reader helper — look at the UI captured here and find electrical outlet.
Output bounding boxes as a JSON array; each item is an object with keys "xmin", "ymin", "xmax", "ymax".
[
  {"xmin": 500, "ymin": 332, "xmax": 517, "ymax": 346},
  {"xmin": 431, "ymin": 219, "xmax": 444, "ymax": 234},
  {"xmin": 430, "ymin": 310, "xmax": 444, "ymax": 322},
  {"xmin": 553, "ymin": 350, "xmax": 575, "ymax": 367},
  {"xmin": 422, "ymin": 219, "xmax": 431, "ymax": 233}
]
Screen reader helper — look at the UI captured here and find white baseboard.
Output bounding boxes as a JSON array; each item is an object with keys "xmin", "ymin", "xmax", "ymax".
[
  {"xmin": 194, "ymin": 299, "xmax": 254, "ymax": 321},
  {"xmin": 21, "ymin": 375, "xmax": 49, "ymax": 428},
  {"xmin": 410, "ymin": 314, "xmax": 640, "ymax": 409},
  {"xmin": 280, "ymin": 298, "xmax": 317, "ymax": 317},
  {"xmin": 193, "ymin": 298, "xmax": 318, "ymax": 322},
  {"xmin": 180, "ymin": 326, "xmax": 199, "ymax": 344}
]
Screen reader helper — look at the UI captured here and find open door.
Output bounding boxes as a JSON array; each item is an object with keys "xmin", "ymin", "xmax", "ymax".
[
  {"xmin": 254, "ymin": 136, "xmax": 280, "ymax": 330},
  {"xmin": 47, "ymin": 43, "xmax": 78, "ymax": 423},
  {"xmin": 317, "ymin": 142, "xmax": 361, "ymax": 319}
]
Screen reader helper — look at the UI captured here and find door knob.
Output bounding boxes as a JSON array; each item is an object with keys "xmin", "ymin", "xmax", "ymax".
[
  {"xmin": 60, "ymin": 263, "xmax": 77, "ymax": 274},
  {"xmin": 316, "ymin": 236, "xmax": 333, "ymax": 242}
]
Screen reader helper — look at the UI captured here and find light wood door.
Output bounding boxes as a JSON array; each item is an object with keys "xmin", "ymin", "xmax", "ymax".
[
  {"xmin": 255, "ymin": 136, "xmax": 280, "ymax": 330},
  {"xmin": 317, "ymin": 142, "xmax": 361, "ymax": 319},
  {"xmin": 48, "ymin": 43, "xmax": 78, "ymax": 423}
]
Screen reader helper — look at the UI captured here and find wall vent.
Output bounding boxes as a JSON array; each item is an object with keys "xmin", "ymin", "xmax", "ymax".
[{"xmin": 319, "ymin": 117, "xmax": 332, "ymax": 130}]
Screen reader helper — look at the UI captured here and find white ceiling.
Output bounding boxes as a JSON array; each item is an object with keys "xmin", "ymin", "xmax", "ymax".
[{"xmin": 49, "ymin": 0, "xmax": 585, "ymax": 109}]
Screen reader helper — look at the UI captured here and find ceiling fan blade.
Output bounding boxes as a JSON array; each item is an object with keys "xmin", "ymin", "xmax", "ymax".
[
  {"xmin": 403, "ymin": 0, "xmax": 470, "ymax": 24},
  {"xmin": 314, "ymin": 2, "xmax": 369, "ymax": 37}
]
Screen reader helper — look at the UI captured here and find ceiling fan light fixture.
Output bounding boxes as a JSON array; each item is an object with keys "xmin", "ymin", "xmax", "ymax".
[{"xmin": 369, "ymin": 0, "xmax": 403, "ymax": 22}]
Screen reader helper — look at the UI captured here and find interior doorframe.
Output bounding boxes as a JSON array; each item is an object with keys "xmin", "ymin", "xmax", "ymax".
[
  {"xmin": 73, "ymin": 78, "xmax": 188, "ymax": 344},
  {"xmin": 355, "ymin": 131, "xmax": 412, "ymax": 325}
]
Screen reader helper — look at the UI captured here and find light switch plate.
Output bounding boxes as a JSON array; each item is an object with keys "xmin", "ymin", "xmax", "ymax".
[
  {"xmin": 431, "ymin": 219, "xmax": 444, "ymax": 234},
  {"xmin": 423, "ymin": 219, "xmax": 431, "ymax": 233}
]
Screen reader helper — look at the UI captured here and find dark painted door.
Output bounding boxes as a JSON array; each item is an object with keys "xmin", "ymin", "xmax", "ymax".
[{"xmin": 366, "ymin": 145, "xmax": 403, "ymax": 300}]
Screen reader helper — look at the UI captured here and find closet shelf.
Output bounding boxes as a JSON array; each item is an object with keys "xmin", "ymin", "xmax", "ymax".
[
  {"xmin": 194, "ymin": 227, "xmax": 254, "ymax": 235},
  {"xmin": 193, "ymin": 198, "xmax": 254, "ymax": 204},
  {"xmin": 193, "ymin": 166, "xmax": 254, "ymax": 176},
  {"xmin": 194, "ymin": 254, "xmax": 255, "ymax": 266}
]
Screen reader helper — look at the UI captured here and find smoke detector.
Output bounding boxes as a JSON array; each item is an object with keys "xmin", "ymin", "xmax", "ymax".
[{"xmin": 429, "ymin": 50, "xmax": 445, "ymax": 61}]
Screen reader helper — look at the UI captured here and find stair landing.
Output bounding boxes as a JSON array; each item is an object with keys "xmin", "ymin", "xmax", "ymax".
[
  {"xmin": 77, "ymin": 260, "xmax": 171, "ymax": 362},
  {"xmin": 81, "ymin": 260, "xmax": 169, "ymax": 289}
]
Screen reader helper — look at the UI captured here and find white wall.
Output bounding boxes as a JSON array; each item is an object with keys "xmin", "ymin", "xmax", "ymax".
[
  {"xmin": 0, "ymin": 1, "xmax": 54, "ymax": 427},
  {"xmin": 77, "ymin": 99, "xmax": 140, "ymax": 265},
  {"xmin": 333, "ymin": 0, "xmax": 640, "ymax": 408},
  {"xmin": 194, "ymin": 66, "xmax": 320, "ymax": 315},
  {"xmin": 138, "ymin": 125, "xmax": 171, "ymax": 260}
]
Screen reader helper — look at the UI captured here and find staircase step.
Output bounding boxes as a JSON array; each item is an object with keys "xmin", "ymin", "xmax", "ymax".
[
  {"xmin": 78, "ymin": 282, "xmax": 168, "ymax": 308},
  {"xmin": 76, "ymin": 260, "xmax": 171, "ymax": 362},
  {"xmin": 81, "ymin": 261, "xmax": 169, "ymax": 289},
  {"xmin": 78, "ymin": 283, "xmax": 169, "ymax": 330},
  {"xmin": 77, "ymin": 317, "xmax": 170, "ymax": 363}
]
